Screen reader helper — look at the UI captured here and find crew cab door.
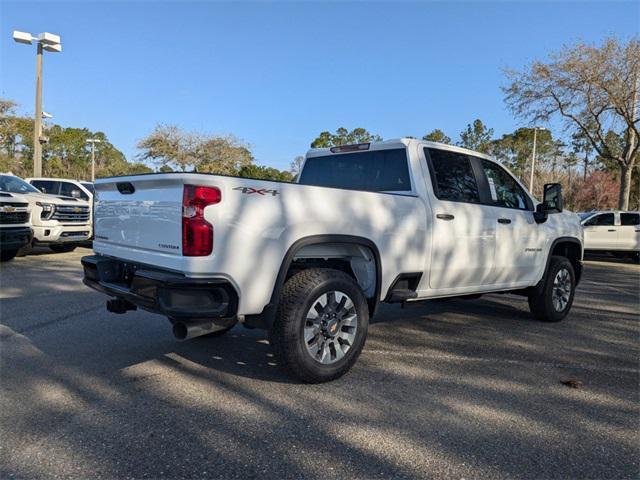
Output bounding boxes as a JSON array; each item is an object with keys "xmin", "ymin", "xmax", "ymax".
[
  {"xmin": 583, "ymin": 213, "xmax": 617, "ymax": 250},
  {"xmin": 423, "ymin": 148, "xmax": 496, "ymax": 289},
  {"xmin": 477, "ymin": 159, "xmax": 544, "ymax": 284},
  {"xmin": 619, "ymin": 212, "xmax": 640, "ymax": 251}
]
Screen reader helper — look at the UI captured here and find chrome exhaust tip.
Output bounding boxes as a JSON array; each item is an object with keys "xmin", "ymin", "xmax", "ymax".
[{"xmin": 172, "ymin": 320, "xmax": 224, "ymax": 341}]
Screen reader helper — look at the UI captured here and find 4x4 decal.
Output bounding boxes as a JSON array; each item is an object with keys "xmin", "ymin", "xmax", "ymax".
[{"xmin": 233, "ymin": 186, "xmax": 280, "ymax": 196}]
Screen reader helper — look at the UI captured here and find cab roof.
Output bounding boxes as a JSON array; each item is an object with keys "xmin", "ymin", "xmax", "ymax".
[{"xmin": 306, "ymin": 137, "xmax": 494, "ymax": 161}]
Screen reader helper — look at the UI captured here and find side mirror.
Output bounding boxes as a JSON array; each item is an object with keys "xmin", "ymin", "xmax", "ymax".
[
  {"xmin": 71, "ymin": 190, "xmax": 82, "ymax": 199},
  {"xmin": 542, "ymin": 183, "xmax": 563, "ymax": 213},
  {"xmin": 533, "ymin": 183, "xmax": 563, "ymax": 224}
]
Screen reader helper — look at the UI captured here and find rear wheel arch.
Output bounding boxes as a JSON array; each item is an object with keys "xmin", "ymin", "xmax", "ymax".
[{"xmin": 244, "ymin": 235, "xmax": 382, "ymax": 330}]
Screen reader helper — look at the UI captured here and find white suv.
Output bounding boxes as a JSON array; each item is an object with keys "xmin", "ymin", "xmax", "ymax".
[
  {"xmin": 579, "ymin": 210, "xmax": 640, "ymax": 262},
  {"xmin": 0, "ymin": 174, "xmax": 92, "ymax": 253}
]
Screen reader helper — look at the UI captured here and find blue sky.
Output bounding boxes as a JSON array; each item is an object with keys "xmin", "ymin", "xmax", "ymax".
[{"xmin": 1, "ymin": 1, "xmax": 638, "ymax": 170}]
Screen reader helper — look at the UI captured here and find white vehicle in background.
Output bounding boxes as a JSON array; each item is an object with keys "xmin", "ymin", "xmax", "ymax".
[
  {"xmin": 579, "ymin": 210, "xmax": 640, "ymax": 263},
  {"xmin": 27, "ymin": 177, "xmax": 94, "ymax": 243},
  {"xmin": 0, "ymin": 192, "xmax": 32, "ymax": 262},
  {"xmin": 0, "ymin": 174, "xmax": 92, "ymax": 253},
  {"xmin": 83, "ymin": 138, "xmax": 584, "ymax": 383}
]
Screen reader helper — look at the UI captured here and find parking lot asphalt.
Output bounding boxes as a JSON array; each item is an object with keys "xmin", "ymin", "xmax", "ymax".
[{"xmin": 1, "ymin": 248, "xmax": 638, "ymax": 479}]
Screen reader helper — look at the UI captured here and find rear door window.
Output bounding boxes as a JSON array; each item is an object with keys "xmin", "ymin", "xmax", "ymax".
[
  {"xmin": 620, "ymin": 213, "xmax": 639, "ymax": 225},
  {"xmin": 298, "ymin": 148, "xmax": 411, "ymax": 192},
  {"xmin": 425, "ymin": 148, "xmax": 481, "ymax": 203}
]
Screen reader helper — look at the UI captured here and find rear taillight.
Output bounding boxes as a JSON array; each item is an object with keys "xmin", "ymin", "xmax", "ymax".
[{"xmin": 182, "ymin": 185, "xmax": 221, "ymax": 256}]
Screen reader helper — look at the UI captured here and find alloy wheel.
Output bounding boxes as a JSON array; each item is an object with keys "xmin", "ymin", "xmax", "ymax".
[{"xmin": 304, "ymin": 290, "xmax": 358, "ymax": 364}]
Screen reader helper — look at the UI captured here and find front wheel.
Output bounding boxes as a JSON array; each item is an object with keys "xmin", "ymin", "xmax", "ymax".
[
  {"xmin": 49, "ymin": 244, "xmax": 77, "ymax": 253},
  {"xmin": 271, "ymin": 268, "xmax": 369, "ymax": 383},
  {"xmin": 0, "ymin": 249, "xmax": 18, "ymax": 262},
  {"xmin": 528, "ymin": 256, "xmax": 576, "ymax": 322}
]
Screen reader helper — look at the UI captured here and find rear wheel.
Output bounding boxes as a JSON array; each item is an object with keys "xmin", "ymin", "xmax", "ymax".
[
  {"xmin": 271, "ymin": 268, "xmax": 369, "ymax": 383},
  {"xmin": 50, "ymin": 244, "xmax": 77, "ymax": 253},
  {"xmin": 528, "ymin": 256, "xmax": 575, "ymax": 322},
  {"xmin": 0, "ymin": 249, "xmax": 18, "ymax": 262}
]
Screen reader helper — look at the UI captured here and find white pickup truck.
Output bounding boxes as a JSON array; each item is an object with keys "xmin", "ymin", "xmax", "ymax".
[
  {"xmin": 0, "ymin": 192, "xmax": 32, "ymax": 262},
  {"xmin": 0, "ymin": 174, "xmax": 92, "ymax": 253},
  {"xmin": 82, "ymin": 139, "xmax": 583, "ymax": 382}
]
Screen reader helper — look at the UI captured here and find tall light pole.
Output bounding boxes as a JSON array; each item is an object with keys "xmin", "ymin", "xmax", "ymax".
[
  {"xmin": 529, "ymin": 126, "xmax": 547, "ymax": 193},
  {"xmin": 87, "ymin": 139, "xmax": 101, "ymax": 181},
  {"xmin": 12, "ymin": 31, "xmax": 62, "ymax": 177}
]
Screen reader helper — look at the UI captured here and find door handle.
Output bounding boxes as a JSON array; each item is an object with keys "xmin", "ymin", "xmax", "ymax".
[
  {"xmin": 608, "ymin": 229, "xmax": 616, "ymax": 232},
  {"xmin": 497, "ymin": 218, "xmax": 512, "ymax": 224},
  {"xmin": 436, "ymin": 214, "xmax": 455, "ymax": 221}
]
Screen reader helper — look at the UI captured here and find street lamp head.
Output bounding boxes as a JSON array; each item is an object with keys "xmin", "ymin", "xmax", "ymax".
[
  {"xmin": 42, "ymin": 111, "xmax": 53, "ymax": 119},
  {"xmin": 36, "ymin": 32, "xmax": 61, "ymax": 45},
  {"xmin": 12, "ymin": 31, "xmax": 61, "ymax": 50},
  {"xmin": 43, "ymin": 43, "xmax": 62, "ymax": 53},
  {"xmin": 12, "ymin": 30, "xmax": 33, "ymax": 45}
]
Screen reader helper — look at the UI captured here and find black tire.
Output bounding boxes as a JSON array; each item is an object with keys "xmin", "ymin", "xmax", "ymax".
[
  {"xmin": 49, "ymin": 244, "xmax": 77, "ymax": 253},
  {"xmin": 0, "ymin": 249, "xmax": 18, "ymax": 262},
  {"xmin": 271, "ymin": 268, "xmax": 369, "ymax": 383},
  {"xmin": 15, "ymin": 242, "xmax": 32, "ymax": 257},
  {"xmin": 528, "ymin": 256, "xmax": 576, "ymax": 322},
  {"xmin": 630, "ymin": 252, "xmax": 640, "ymax": 264}
]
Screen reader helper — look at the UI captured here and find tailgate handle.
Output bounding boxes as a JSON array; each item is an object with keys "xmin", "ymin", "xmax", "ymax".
[
  {"xmin": 117, "ymin": 182, "xmax": 135, "ymax": 195},
  {"xmin": 607, "ymin": 229, "xmax": 616, "ymax": 232}
]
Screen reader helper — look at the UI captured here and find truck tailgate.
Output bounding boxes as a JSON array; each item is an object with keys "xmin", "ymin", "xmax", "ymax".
[{"xmin": 94, "ymin": 176, "xmax": 183, "ymax": 255}]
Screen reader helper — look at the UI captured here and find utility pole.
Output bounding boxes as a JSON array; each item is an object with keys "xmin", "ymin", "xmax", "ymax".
[
  {"xmin": 87, "ymin": 139, "xmax": 101, "ymax": 181},
  {"xmin": 528, "ymin": 127, "xmax": 546, "ymax": 194}
]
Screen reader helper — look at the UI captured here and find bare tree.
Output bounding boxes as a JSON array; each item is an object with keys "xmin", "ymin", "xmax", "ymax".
[
  {"xmin": 504, "ymin": 38, "xmax": 639, "ymax": 209},
  {"xmin": 290, "ymin": 155, "xmax": 305, "ymax": 178},
  {"xmin": 138, "ymin": 125, "xmax": 253, "ymax": 174}
]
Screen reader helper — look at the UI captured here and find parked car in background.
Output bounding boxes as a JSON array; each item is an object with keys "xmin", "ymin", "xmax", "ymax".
[
  {"xmin": 0, "ymin": 174, "xmax": 92, "ymax": 253},
  {"xmin": 579, "ymin": 210, "xmax": 640, "ymax": 263},
  {"xmin": 0, "ymin": 192, "xmax": 32, "ymax": 262},
  {"xmin": 82, "ymin": 138, "xmax": 583, "ymax": 383}
]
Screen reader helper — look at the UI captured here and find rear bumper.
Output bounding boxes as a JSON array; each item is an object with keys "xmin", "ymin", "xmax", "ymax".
[
  {"xmin": 81, "ymin": 255, "xmax": 238, "ymax": 321},
  {"xmin": 0, "ymin": 227, "xmax": 32, "ymax": 251}
]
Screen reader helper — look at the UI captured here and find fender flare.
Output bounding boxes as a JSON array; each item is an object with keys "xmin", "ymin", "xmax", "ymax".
[
  {"xmin": 539, "ymin": 236, "xmax": 583, "ymax": 287},
  {"xmin": 244, "ymin": 234, "xmax": 382, "ymax": 330}
]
